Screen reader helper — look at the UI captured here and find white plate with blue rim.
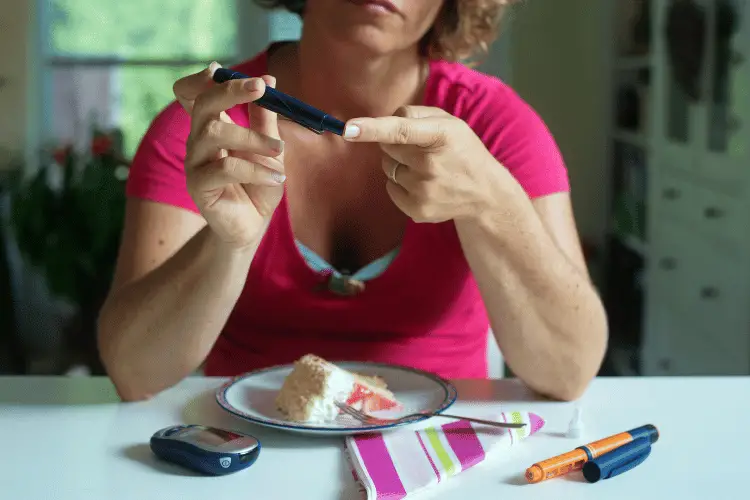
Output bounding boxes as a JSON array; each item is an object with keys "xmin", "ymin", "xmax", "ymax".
[{"xmin": 215, "ymin": 361, "xmax": 458, "ymax": 436}]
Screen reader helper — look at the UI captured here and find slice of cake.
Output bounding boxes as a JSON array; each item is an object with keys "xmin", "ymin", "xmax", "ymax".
[{"xmin": 275, "ymin": 354, "xmax": 402, "ymax": 423}]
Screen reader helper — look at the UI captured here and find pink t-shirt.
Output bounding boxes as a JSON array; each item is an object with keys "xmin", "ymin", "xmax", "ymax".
[{"xmin": 126, "ymin": 49, "xmax": 569, "ymax": 379}]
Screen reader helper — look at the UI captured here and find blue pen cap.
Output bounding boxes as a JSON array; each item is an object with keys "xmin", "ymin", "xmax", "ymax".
[
  {"xmin": 582, "ymin": 437, "xmax": 652, "ymax": 483},
  {"xmin": 211, "ymin": 68, "xmax": 345, "ymax": 135},
  {"xmin": 628, "ymin": 424, "xmax": 659, "ymax": 444}
]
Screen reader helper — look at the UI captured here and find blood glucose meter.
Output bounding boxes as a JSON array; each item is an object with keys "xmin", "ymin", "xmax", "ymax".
[{"xmin": 150, "ymin": 424, "xmax": 261, "ymax": 475}]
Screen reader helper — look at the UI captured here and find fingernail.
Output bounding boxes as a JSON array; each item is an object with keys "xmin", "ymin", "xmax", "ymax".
[
  {"xmin": 244, "ymin": 78, "xmax": 262, "ymax": 92},
  {"xmin": 271, "ymin": 172, "xmax": 286, "ymax": 184},
  {"xmin": 344, "ymin": 124, "xmax": 361, "ymax": 138},
  {"xmin": 208, "ymin": 61, "xmax": 221, "ymax": 75},
  {"xmin": 269, "ymin": 138, "xmax": 284, "ymax": 153}
]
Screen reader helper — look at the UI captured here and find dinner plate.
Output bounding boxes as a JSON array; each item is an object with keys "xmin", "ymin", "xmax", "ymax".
[{"xmin": 215, "ymin": 361, "xmax": 458, "ymax": 435}]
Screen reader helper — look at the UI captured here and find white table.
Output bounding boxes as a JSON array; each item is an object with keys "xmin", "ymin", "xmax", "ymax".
[{"xmin": 0, "ymin": 376, "xmax": 747, "ymax": 499}]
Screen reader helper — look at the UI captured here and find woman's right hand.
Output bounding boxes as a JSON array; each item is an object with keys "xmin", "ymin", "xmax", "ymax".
[{"xmin": 173, "ymin": 63, "xmax": 286, "ymax": 250}]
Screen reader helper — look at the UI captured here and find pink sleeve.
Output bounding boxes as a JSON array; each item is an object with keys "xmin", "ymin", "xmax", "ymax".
[
  {"xmin": 469, "ymin": 86, "xmax": 570, "ymax": 199},
  {"xmin": 125, "ymin": 100, "xmax": 200, "ymax": 213}
]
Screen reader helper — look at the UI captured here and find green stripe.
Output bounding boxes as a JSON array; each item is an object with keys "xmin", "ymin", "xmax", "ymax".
[
  {"xmin": 511, "ymin": 411, "xmax": 526, "ymax": 441},
  {"xmin": 424, "ymin": 427, "xmax": 457, "ymax": 476}
]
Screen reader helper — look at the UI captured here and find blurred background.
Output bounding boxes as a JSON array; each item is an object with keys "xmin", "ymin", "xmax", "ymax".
[{"xmin": 1, "ymin": 0, "xmax": 748, "ymax": 379}]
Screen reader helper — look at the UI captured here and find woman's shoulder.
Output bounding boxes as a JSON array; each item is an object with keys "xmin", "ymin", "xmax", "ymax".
[
  {"xmin": 426, "ymin": 60, "xmax": 569, "ymax": 199},
  {"xmin": 427, "ymin": 60, "xmax": 515, "ymax": 96},
  {"xmin": 426, "ymin": 59, "xmax": 539, "ymax": 130},
  {"xmin": 126, "ymin": 51, "xmax": 270, "ymax": 210}
]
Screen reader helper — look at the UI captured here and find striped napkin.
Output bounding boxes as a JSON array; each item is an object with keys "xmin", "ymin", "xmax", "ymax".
[{"xmin": 345, "ymin": 412, "xmax": 544, "ymax": 499}]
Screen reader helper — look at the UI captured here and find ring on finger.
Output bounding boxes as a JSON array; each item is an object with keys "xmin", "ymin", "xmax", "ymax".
[{"xmin": 389, "ymin": 163, "xmax": 403, "ymax": 185}]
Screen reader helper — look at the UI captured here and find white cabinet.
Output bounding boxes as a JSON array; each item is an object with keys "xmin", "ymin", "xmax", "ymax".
[{"xmin": 641, "ymin": 0, "xmax": 750, "ymax": 375}]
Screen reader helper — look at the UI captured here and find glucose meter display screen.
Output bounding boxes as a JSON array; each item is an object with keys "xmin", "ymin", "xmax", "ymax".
[{"xmin": 183, "ymin": 427, "xmax": 244, "ymax": 447}]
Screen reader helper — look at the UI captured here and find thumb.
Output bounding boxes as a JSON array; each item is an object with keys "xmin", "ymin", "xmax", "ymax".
[{"xmin": 248, "ymin": 75, "xmax": 282, "ymax": 141}]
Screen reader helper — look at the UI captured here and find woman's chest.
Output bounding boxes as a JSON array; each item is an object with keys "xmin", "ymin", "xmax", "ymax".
[
  {"xmin": 244, "ymin": 208, "xmax": 477, "ymax": 328},
  {"xmin": 282, "ymin": 137, "xmax": 408, "ymax": 272}
]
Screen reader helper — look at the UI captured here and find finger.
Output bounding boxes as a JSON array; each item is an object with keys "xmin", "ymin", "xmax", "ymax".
[
  {"xmin": 249, "ymin": 75, "xmax": 280, "ymax": 140},
  {"xmin": 382, "ymin": 157, "xmax": 419, "ymax": 192},
  {"xmin": 193, "ymin": 156, "xmax": 287, "ymax": 191},
  {"xmin": 173, "ymin": 61, "xmax": 221, "ymax": 114},
  {"xmin": 379, "ymin": 142, "xmax": 424, "ymax": 167},
  {"xmin": 191, "ymin": 75, "xmax": 269, "ymax": 136},
  {"xmin": 385, "ymin": 180, "xmax": 415, "ymax": 216},
  {"xmin": 343, "ymin": 116, "xmax": 446, "ymax": 149},
  {"xmin": 173, "ymin": 63, "xmax": 235, "ymax": 125},
  {"xmin": 393, "ymin": 105, "xmax": 450, "ymax": 119},
  {"xmin": 229, "ymin": 151, "xmax": 285, "ymax": 174},
  {"xmin": 186, "ymin": 119, "xmax": 283, "ymax": 170}
]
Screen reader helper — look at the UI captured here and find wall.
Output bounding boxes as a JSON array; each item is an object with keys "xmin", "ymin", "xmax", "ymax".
[
  {"xmin": 509, "ymin": 0, "xmax": 611, "ymax": 251},
  {"xmin": 479, "ymin": 6, "xmax": 515, "ymax": 83},
  {"xmin": 0, "ymin": 0, "xmax": 39, "ymax": 168}
]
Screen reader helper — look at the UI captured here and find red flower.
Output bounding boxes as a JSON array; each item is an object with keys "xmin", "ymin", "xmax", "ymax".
[
  {"xmin": 53, "ymin": 145, "xmax": 73, "ymax": 166},
  {"xmin": 91, "ymin": 134, "xmax": 114, "ymax": 156}
]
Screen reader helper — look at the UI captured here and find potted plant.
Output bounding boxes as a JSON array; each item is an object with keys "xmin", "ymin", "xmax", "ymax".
[{"xmin": 7, "ymin": 130, "xmax": 130, "ymax": 374}]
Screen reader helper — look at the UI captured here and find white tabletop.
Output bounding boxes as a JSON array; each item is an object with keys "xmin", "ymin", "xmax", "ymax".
[{"xmin": 0, "ymin": 375, "xmax": 747, "ymax": 499}]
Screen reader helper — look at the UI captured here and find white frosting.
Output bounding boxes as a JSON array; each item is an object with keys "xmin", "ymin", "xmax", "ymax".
[{"xmin": 305, "ymin": 365, "xmax": 355, "ymax": 424}]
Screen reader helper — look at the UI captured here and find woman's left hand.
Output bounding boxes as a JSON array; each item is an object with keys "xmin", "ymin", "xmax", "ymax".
[{"xmin": 343, "ymin": 106, "xmax": 510, "ymax": 223}]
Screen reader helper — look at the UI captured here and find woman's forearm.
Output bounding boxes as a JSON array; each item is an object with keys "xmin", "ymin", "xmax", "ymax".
[
  {"xmin": 97, "ymin": 225, "xmax": 259, "ymax": 401},
  {"xmin": 455, "ymin": 187, "xmax": 608, "ymax": 401}
]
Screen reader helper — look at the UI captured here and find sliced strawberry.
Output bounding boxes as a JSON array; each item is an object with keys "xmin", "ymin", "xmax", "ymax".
[{"xmin": 346, "ymin": 382, "xmax": 402, "ymax": 412}]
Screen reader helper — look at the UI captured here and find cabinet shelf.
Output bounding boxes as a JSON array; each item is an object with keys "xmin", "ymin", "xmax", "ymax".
[{"xmin": 626, "ymin": 0, "xmax": 750, "ymax": 376}]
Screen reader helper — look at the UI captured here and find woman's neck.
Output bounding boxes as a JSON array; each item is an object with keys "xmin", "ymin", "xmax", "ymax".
[{"xmin": 279, "ymin": 27, "xmax": 428, "ymax": 120}]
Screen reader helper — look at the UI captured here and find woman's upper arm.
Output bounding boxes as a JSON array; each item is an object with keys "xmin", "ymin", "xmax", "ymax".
[
  {"xmin": 474, "ymin": 82, "xmax": 587, "ymax": 275},
  {"xmin": 110, "ymin": 99, "xmax": 205, "ymax": 292},
  {"xmin": 109, "ymin": 199, "xmax": 206, "ymax": 293},
  {"xmin": 531, "ymin": 193, "xmax": 588, "ymax": 276}
]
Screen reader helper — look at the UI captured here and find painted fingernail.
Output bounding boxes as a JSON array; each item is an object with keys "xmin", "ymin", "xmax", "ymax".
[
  {"xmin": 271, "ymin": 172, "xmax": 286, "ymax": 184},
  {"xmin": 245, "ymin": 78, "xmax": 262, "ymax": 92},
  {"xmin": 269, "ymin": 138, "xmax": 284, "ymax": 153},
  {"xmin": 344, "ymin": 124, "xmax": 361, "ymax": 138},
  {"xmin": 208, "ymin": 61, "xmax": 221, "ymax": 75}
]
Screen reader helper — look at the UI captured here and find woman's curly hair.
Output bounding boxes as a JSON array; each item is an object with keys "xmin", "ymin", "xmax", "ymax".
[{"xmin": 253, "ymin": 0, "xmax": 516, "ymax": 63}]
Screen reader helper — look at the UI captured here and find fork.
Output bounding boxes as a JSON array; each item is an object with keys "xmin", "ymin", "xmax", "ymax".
[{"xmin": 335, "ymin": 401, "xmax": 527, "ymax": 428}]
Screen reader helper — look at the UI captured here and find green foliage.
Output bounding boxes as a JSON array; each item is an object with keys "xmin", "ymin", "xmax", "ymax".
[
  {"xmin": 116, "ymin": 65, "xmax": 205, "ymax": 157},
  {"xmin": 8, "ymin": 133, "xmax": 129, "ymax": 308},
  {"xmin": 49, "ymin": 0, "xmax": 237, "ymax": 59},
  {"xmin": 48, "ymin": 0, "xmax": 237, "ymax": 156}
]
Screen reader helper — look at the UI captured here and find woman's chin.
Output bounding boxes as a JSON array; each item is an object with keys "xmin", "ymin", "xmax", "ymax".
[{"xmin": 337, "ymin": 31, "xmax": 410, "ymax": 57}]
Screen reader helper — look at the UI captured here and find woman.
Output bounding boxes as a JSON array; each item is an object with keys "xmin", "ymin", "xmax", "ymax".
[{"xmin": 97, "ymin": 0, "xmax": 608, "ymax": 402}]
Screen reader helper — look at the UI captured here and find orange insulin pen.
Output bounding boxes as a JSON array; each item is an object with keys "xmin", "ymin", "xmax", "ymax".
[{"xmin": 526, "ymin": 424, "xmax": 659, "ymax": 483}]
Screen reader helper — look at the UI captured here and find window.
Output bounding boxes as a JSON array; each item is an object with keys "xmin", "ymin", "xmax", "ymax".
[{"xmin": 43, "ymin": 0, "xmax": 240, "ymax": 157}]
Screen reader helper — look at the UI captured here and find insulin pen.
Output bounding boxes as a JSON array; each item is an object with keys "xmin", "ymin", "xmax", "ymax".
[
  {"xmin": 212, "ymin": 68, "xmax": 346, "ymax": 136},
  {"xmin": 526, "ymin": 424, "xmax": 659, "ymax": 483}
]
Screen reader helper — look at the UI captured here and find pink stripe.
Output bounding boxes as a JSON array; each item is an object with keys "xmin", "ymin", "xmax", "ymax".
[
  {"xmin": 501, "ymin": 412, "xmax": 514, "ymax": 445},
  {"xmin": 416, "ymin": 431, "xmax": 441, "ymax": 482},
  {"xmin": 353, "ymin": 434, "xmax": 407, "ymax": 499},
  {"xmin": 442, "ymin": 420, "xmax": 486, "ymax": 470}
]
